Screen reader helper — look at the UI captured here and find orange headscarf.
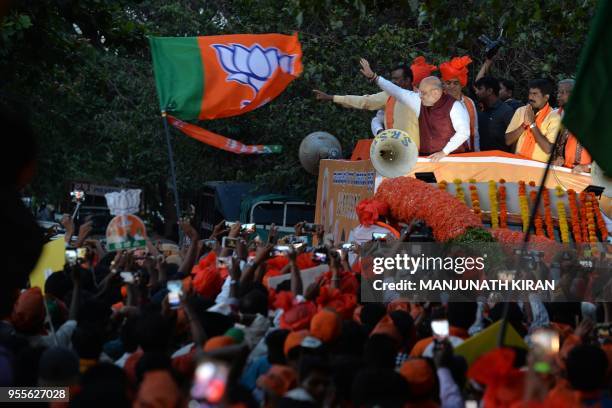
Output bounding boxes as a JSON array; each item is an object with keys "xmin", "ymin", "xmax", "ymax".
[
  {"xmin": 411, "ymin": 56, "xmax": 438, "ymax": 87},
  {"xmin": 439, "ymin": 56, "xmax": 473, "ymax": 87},
  {"xmin": 517, "ymin": 103, "xmax": 552, "ymax": 159}
]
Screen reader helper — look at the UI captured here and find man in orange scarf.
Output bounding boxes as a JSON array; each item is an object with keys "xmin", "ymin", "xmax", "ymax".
[
  {"xmin": 313, "ymin": 61, "xmax": 427, "ymax": 149},
  {"xmin": 440, "ymin": 56, "xmax": 480, "ymax": 151},
  {"xmin": 505, "ymin": 79, "xmax": 561, "ymax": 162},
  {"xmin": 552, "ymin": 79, "xmax": 592, "ymax": 173}
]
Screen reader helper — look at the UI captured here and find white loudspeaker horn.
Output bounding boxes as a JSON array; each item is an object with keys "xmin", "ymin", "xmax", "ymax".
[
  {"xmin": 370, "ymin": 129, "xmax": 418, "ymax": 178},
  {"xmin": 299, "ymin": 131, "xmax": 343, "ymax": 175}
]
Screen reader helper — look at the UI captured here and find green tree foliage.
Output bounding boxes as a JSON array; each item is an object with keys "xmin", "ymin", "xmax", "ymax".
[{"xmin": 1, "ymin": 0, "xmax": 595, "ymax": 212}]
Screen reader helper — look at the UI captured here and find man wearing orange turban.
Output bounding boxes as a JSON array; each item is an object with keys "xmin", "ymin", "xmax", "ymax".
[
  {"xmin": 314, "ymin": 64, "xmax": 420, "ymax": 149},
  {"xmin": 440, "ymin": 56, "xmax": 480, "ymax": 152}
]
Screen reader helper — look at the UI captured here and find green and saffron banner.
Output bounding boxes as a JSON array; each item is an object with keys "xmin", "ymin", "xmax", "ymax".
[
  {"xmin": 149, "ymin": 33, "xmax": 303, "ymax": 121},
  {"xmin": 167, "ymin": 115, "xmax": 282, "ymax": 154}
]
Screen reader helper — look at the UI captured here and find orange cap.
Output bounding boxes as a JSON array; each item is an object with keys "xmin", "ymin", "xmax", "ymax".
[
  {"xmin": 399, "ymin": 358, "xmax": 435, "ymax": 397},
  {"xmin": 310, "ymin": 309, "xmax": 342, "ymax": 343},
  {"xmin": 284, "ymin": 330, "xmax": 309, "ymax": 356},
  {"xmin": 203, "ymin": 335, "xmax": 236, "ymax": 352}
]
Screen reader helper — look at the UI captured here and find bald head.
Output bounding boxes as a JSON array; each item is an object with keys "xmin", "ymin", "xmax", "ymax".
[
  {"xmin": 418, "ymin": 76, "xmax": 444, "ymax": 106},
  {"xmin": 557, "ymin": 78, "xmax": 575, "ymax": 108},
  {"xmin": 420, "ymin": 76, "xmax": 443, "ymax": 89}
]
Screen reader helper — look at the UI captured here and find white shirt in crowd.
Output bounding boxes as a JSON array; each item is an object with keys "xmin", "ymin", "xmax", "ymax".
[{"xmin": 376, "ymin": 76, "xmax": 470, "ymax": 155}]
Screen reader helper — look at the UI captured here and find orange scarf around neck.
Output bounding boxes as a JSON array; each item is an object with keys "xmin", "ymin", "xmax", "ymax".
[{"xmin": 518, "ymin": 103, "xmax": 552, "ymax": 159}]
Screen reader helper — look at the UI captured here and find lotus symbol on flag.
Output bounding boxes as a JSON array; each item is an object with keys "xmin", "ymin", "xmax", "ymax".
[{"xmin": 212, "ymin": 43, "xmax": 296, "ymax": 106}]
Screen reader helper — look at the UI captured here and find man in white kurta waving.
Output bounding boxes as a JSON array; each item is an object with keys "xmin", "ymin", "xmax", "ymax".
[{"xmin": 359, "ymin": 58, "xmax": 470, "ymax": 162}]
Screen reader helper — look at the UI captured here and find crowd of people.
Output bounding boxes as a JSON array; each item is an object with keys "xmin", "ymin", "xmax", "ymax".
[
  {"xmin": 314, "ymin": 54, "xmax": 592, "ymax": 172},
  {"xmin": 2, "ymin": 46, "xmax": 611, "ymax": 407},
  {"xmin": 3, "ymin": 175, "xmax": 612, "ymax": 407}
]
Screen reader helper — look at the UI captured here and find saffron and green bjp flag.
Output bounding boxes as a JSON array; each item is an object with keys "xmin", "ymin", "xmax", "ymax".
[
  {"xmin": 563, "ymin": 0, "xmax": 612, "ymax": 174},
  {"xmin": 149, "ymin": 33, "xmax": 303, "ymax": 154}
]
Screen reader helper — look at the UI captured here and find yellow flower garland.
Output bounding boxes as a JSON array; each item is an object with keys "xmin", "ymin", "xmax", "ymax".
[
  {"xmin": 556, "ymin": 200, "xmax": 570, "ymax": 244},
  {"xmin": 518, "ymin": 181, "xmax": 529, "ymax": 232},
  {"xmin": 454, "ymin": 179, "xmax": 465, "ymax": 203},
  {"xmin": 489, "ymin": 180, "xmax": 498, "ymax": 229}
]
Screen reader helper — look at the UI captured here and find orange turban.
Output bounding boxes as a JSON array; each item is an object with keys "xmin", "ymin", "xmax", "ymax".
[
  {"xmin": 192, "ymin": 260, "xmax": 224, "ymax": 300},
  {"xmin": 310, "ymin": 309, "xmax": 342, "ymax": 343},
  {"xmin": 371, "ymin": 315, "xmax": 403, "ymax": 347},
  {"xmin": 315, "ymin": 286, "xmax": 357, "ymax": 320},
  {"xmin": 399, "ymin": 358, "xmax": 436, "ymax": 397},
  {"xmin": 134, "ymin": 370, "xmax": 181, "ymax": 408},
  {"xmin": 256, "ymin": 365, "xmax": 298, "ymax": 396},
  {"xmin": 355, "ymin": 198, "xmax": 389, "ymax": 227},
  {"xmin": 439, "ymin": 56, "xmax": 473, "ymax": 87},
  {"xmin": 11, "ymin": 287, "xmax": 45, "ymax": 335},
  {"xmin": 284, "ymin": 330, "xmax": 309, "ymax": 356},
  {"xmin": 203, "ymin": 335, "xmax": 236, "ymax": 352},
  {"xmin": 411, "ymin": 56, "xmax": 438, "ymax": 86},
  {"xmin": 275, "ymin": 291, "xmax": 318, "ymax": 331}
]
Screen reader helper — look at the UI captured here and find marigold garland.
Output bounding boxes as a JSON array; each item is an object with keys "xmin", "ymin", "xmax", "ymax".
[
  {"xmin": 530, "ymin": 190, "xmax": 545, "ymax": 237},
  {"xmin": 567, "ymin": 189, "xmax": 582, "ymax": 243},
  {"xmin": 488, "ymin": 180, "xmax": 498, "ymax": 228},
  {"xmin": 470, "ymin": 183, "xmax": 482, "ymax": 219},
  {"xmin": 498, "ymin": 180, "xmax": 507, "ymax": 229},
  {"xmin": 374, "ymin": 177, "xmax": 482, "ymax": 242},
  {"xmin": 542, "ymin": 188, "xmax": 555, "ymax": 240},
  {"xmin": 438, "ymin": 180, "xmax": 448, "ymax": 192},
  {"xmin": 556, "ymin": 189, "xmax": 570, "ymax": 244},
  {"xmin": 585, "ymin": 195, "xmax": 598, "ymax": 243},
  {"xmin": 518, "ymin": 181, "xmax": 530, "ymax": 232},
  {"xmin": 454, "ymin": 179, "xmax": 466, "ymax": 203},
  {"xmin": 579, "ymin": 192, "xmax": 589, "ymax": 243},
  {"xmin": 590, "ymin": 192, "xmax": 608, "ymax": 241}
]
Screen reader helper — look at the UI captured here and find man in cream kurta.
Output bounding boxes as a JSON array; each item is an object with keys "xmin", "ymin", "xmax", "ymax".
[{"xmin": 313, "ymin": 64, "xmax": 420, "ymax": 150}]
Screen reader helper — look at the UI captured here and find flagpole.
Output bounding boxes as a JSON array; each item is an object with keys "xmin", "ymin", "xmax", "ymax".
[
  {"xmin": 497, "ymin": 130, "xmax": 563, "ymax": 347},
  {"xmin": 161, "ymin": 111, "xmax": 182, "ymax": 235}
]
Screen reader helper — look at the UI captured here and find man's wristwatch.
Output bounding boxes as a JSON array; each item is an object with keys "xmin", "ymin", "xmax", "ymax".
[{"xmin": 529, "ymin": 123, "xmax": 537, "ymax": 130}]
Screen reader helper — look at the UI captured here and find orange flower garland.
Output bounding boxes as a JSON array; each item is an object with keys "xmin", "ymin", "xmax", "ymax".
[
  {"xmin": 542, "ymin": 188, "xmax": 555, "ymax": 240},
  {"xmin": 498, "ymin": 180, "xmax": 507, "ymax": 229},
  {"xmin": 530, "ymin": 190, "xmax": 545, "ymax": 237},
  {"xmin": 488, "ymin": 180, "xmax": 498, "ymax": 228},
  {"xmin": 579, "ymin": 192, "xmax": 589, "ymax": 243},
  {"xmin": 438, "ymin": 180, "xmax": 448, "ymax": 192},
  {"xmin": 470, "ymin": 183, "xmax": 482, "ymax": 219},
  {"xmin": 591, "ymin": 192, "xmax": 608, "ymax": 241},
  {"xmin": 374, "ymin": 177, "xmax": 482, "ymax": 242},
  {"xmin": 518, "ymin": 181, "xmax": 530, "ymax": 232},
  {"xmin": 585, "ymin": 195, "xmax": 598, "ymax": 244},
  {"xmin": 555, "ymin": 188, "xmax": 570, "ymax": 244},
  {"xmin": 567, "ymin": 189, "xmax": 582, "ymax": 243}
]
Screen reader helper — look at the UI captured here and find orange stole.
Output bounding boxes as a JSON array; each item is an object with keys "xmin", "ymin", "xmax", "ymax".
[
  {"xmin": 463, "ymin": 95, "xmax": 477, "ymax": 150},
  {"xmin": 517, "ymin": 103, "xmax": 552, "ymax": 159},
  {"xmin": 564, "ymin": 134, "xmax": 592, "ymax": 168},
  {"xmin": 385, "ymin": 96, "xmax": 396, "ymax": 128}
]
